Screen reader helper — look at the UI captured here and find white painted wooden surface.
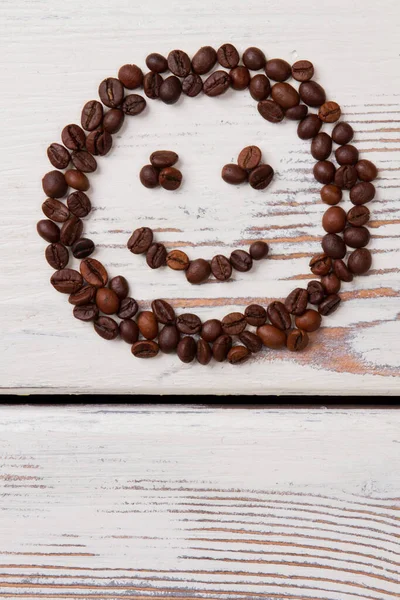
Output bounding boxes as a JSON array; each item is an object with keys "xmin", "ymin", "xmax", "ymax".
[
  {"xmin": 0, "ymin": 404, "xmax": 399, "ymax": 599},
  {"xmin": 1, "ymin": 0, "xmax": 400, "ymax": 394}
]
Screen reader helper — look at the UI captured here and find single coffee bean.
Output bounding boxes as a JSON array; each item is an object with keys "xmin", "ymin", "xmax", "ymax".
[
  {"xmin": 186, "ymin": 258, "xmax": 211, "ymax": 284},
  {"xmin": 249, "ymin": 74, "xmax": 271, "ymax": 101},
  {"xmin": 309, "ymin": 254, "xmax": 332, "ymax": 276},
  {"xmin": 356, "ymin": 159, "xmax": 378, "ymax": 182},
  {"xmin": 230, "ymin": 249, "xmax": 253, "ymax": 272},
  {"xmin": 311, "ymin": 133, "xmax": 332, "ymax": 161},
  {"xmin": 217, "ymin": 43, "xmax": 239, "ymax": 68},
  {"xmin": 131, "ymin": 340, "xmax": 159, "ymax": 358},
  {"xmin": 94, "ymin": 316, "xmax": 119, "ymax": 340},
  {"xmin": 146, "ymin": 243, "xmax": 167, "ymax": 269},
  {"xmin": 159, "ymin": 76, "xmax": 182, "ymax": 105},
  {"xmin": 322, "ymin": 233, "xmax": 346, "ymax": 259},
  {"xmin": 69, "ymin": 284, "xmax": 96, "ymax": 306},
  {"xmin": 42, "ymin": 170, "xmax": 68, "ymax": 198},
  {"xmin": 243, "ymin": 47, "xmax": 266, "ymax": 70},
  {"xmin": 71, "ymin": 237, "xmax": 95, "ymax": 259},
  {"xmin": 221, "ymin": 164, "xmax": 248, "ymax": 184},
  {"xmin": 42, "ymin": 198, "xmax": 70, "ymax": 223},
  {"xmin": 348, "ymin": 248, "xmax": 372, "ymax": 275},
  {"xmin": 295, "ymin": 309, "xmax": 321, "ymax": 332},
  {"xmin": 211, "ymin": 255, "xmax": 232, "ymax": 281},
  {"xmin": 67, "ymin": 191, "xmax": 91, "ymax": 218},
  {"xmin": 65, "ymin": 169, "xmax": 90, "ymax": 192},
  {"xmin": 117, "ymin": 297, "xmax": 139, "ymax": 319},
  {"xmin": 307, "ymin": 280, "xmax": 326, "ymax": 304},
  {"xmin": 333, "ymin": 259, "xmax": 353, "ymax": 282},
  {"xmin": 151, "ymin": 299, "xmax": 175, "ymax": 325},
  {"xmin": 228, "ymin": 345, "xmax": 251, "ymax": 364},
  {"xmin": 347, "ymin": 205, "xmax": 370, "ymax": 227},
  {"xmin": 118, "ymin": 64, "xmax": 143, "ymax": 89},
  {"xmin": 334, "ymin": 165, "xmax": 358, "ymax": 189},
  {"xmin": 192, "ymin": 46, "xmax": 217, "ymax": 74},
  {"xmin": 61, "ymin": 124, "xmax": 86, "ymax": 151},
  {"xmin": 285, "ymin": 104, "xmax": 309, "ymax": 120},
  {"xmin": 313, "ymin": 161, "xmax": 336, "ymax": 184},
  {"xmin": 318, "ymin": 101, "xmax": 341, "ymax": 123},
  {"xmin": 321, "ymin": 272, "xmax": 341, "ymax": 295},
  {"xmin": 267, "ymin": 301, "xmax": 291, "ymax": 330},
  {"xmin": 221, "ymin": 312, "xmax": 247, "ymax": 335},
  {"xmin": 50, "ymin": 268, "xmax": 83, "ymax": 294},
  {"xmin": 158, "ymin": 325, "xmax": 180, "ymax": 353},
  {"xmin": 96, "ymin": 287, "xmax": 120, "ymax": 315},
  {"xmin": 127, "ymin": 227, "xmax": 153, "ymax": 254},
  {"xmin": 249, "ymin": 241, "xmax": 269, "ymax": 260},
  {"xmin": 80, "ymin": 257, "xmax": 108, "ymax": 288},
  {"xmin": 238, "ymin": 146, "xmax": 262, "ymax": 170},
  {"xmin": 176, "ymin": 313, "xmax": 202, "ymax": 335},
  {"xmin": 150, "ymin": 151, "xmax": 178, "ymax": 169},
  {"xmin": 258, "ymin": 99, "xmax": 284, "ymax": 123},
  {"xmin": 322, "ymin": 206, "xmax": 346, "ymax": 233},
  {"xmin": 203, "ymin": 71, "xmax": 231, "ymax": 96},
  {"xmin": 265, "ymin": 58, "xmax": 291, "ymax": 81},
  {"xmin": 320, "ymin": 184, "xmax": 342, "ymax": 205},
  {"xmin": 287, "ymin": 329, "xmax": 309, "ymax": 351},
  {"xmin": 73, "ymin": 303, "xmax": 99, "ymax": 322},
  {"xmin": 182, "ymin": 73, "xmax": 203, "ymax": 97},
  {"xmin": 86, "ymin": 129, "xmax": 113, "ymax": 156},
  {"xmin": 45, "ymin": 242, "xmax": 69, "ymax": 270},
  {"xmin": 81, "ymin": 100, "xmax": 103, "ymax": 131},
  {"xmin": 109, "ymin": 275, "xmax": 129, "ymax": 300},
  {"xmin": 230, "ymin": 66, "xmax": 251, "ymax": 90},
  {"xmin": 146, "ymin": 52, "xmax": 168, "ymax": 73},
  {"xmin": 159, "ymin": 167, "xmax": 182, "ymax": 190},
  {"xmin": 349, "ymin": 182, "xmax": 375, "ymax": 205},
  {"xmin": 318, "ymin": 294, "xmax": 341, "ymax": 316},
  {"xmin": 121, "ymin": 94, "xmax": 147, "ymax": 115},
  {"xmin": 103, "ymin": 109, "xmax": 124, "ymax": 133},
  {"xmin": 196, "ymin": 338, "xmax": 212, "ymax": 365},
  {"xmin": 245, "ymin": 304, "xmax": 267, "ymax": 326},
  {"xmin": 332, "ymin": 121, "xmax": 354, "ymax": 145},
  {"xmin": 335, "ymin": 144, "xmax": 359, "ymax": 165},
  {"xmin": 98, "ymin": 77, "xmax": 124, "ymax": 108},
  {"xmin": 271, "ymin": 82, "xmax": 300, "ymax": 109},
  {"xmin": 167, "ymin": 49, "xmax": 191, "ymax": 77},
  {"xmin": 140, "ymin": 165, "xmax": 160, "ymax": 188},
  {"xmin": 257, "ymin": 324, "xmax": 286, "ymax": 349},
  {"xmin": 343, "ymin": 226, "xmax": 370, "ymax": 248},
  {"xmin": 212, "ymin": 334, "xmax": 233, "ymax": 362},
  {"xmin": 119, "ymin": 319, "xmax": 139, "ymax": 344},
  {"xmin": 285, "ymin": 288, "xmax": 309, "ymax": 316},
  {"xmin": 201, "ymin": 319, "xmax": 223, "ymax": 342},
  {"xmin": 137, "ymin": 311, "xmax": 158, "ymax": 340},
  {"xmin": 166, "ymin": 249, "xmax": 190, "ymax": 271},
  {"xmin": 249, "ymin": 164, "xmax": 274, "ymax": 190},
  {"xmin": 297, "ymin": 114, "xmax": 322, "ymax": 140},
  {"xmin": 177, "ymin": 336, "xmax": 197, "ymax": 363},
  {"xmin": 238, "ymin": 331, "xmax": 262, "ymax": 353},
  {"xmin": 291, "ymin": 60, "xmax": 314, "ymax": 82},
  {"xmin": 60, "ymin": 216, "xmax": 83, "ymax": 246},
  {"xmin": 47, "ymin": 143, "xmax": 70, "ymax": 169},
  {"xmin": 143, "ymin": 72, "xmax": 163, "ymax": 99},
  {"xmin": 299, "ymin": 81, "xmax": 326, "ymax": 107},
  {"xmin": 71, "ymin": 150, "xmax": 97, "ymax": 173}
]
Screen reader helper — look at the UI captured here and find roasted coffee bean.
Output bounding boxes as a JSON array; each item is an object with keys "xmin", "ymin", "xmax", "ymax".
[
  {"xmin": 131, "ymin": 340, "xmax": 159, "ymax": 358},
  {"xmin": 150, "ymin": 150, "xmax": 178, "ymax": 169},
  {"xmin": 127, "ymin": 227, "xmax": 153, "ymax": 254},
  {"xmin": 98, "ymin": 77, "xmax": 124, "ymax": 108},
  {"xmin": 318, "ymin": 294, "xmax": 341, "ymax": 316},
  {"xmin": 320, "ymin": 184, "xmax": 342, "ymax": 205},
  {"xmin": 249, "ymin": 241, "xmax": 269, "ymax": 260},
  {"xmin": 103, "ymin": 109, "xmax": 124, "ymax": 133},
  {"xmin": 60, "ymin": 216, "xmax": 83, "ymax": 246},
  {"xmin": 67, "ymin": 191, "xmax": 91, "ymax": 217},
  {"xmin": 318, "ymin": 101, "xmax": 341, "ymax": 123},
  {"xmin": 118, "ymin": 64, "xmax": 143, "ymax": 89},
  {"xmin": 249, "ymin": 164, "xmax": 274, "ymax": 189},
  {"xmin": 177, "ymin": 336, "xmax": 197, "ymax": 363},
  {"xmin": 245, "ymin": 304, "xmax": 266, "ymax": 326},
  {"xmin": 61, "ymin": 124, "xmax": 86, "ymax": 151},
  {"xmin": 267, "ymin": 301, "xmax": 291, "ymax": 330},
  {"xmin": 119, "ymin": 319, "xmax": 139, "ymax": 344},
  {"xmin": 243, "ymin": 47, "xmax": 266, "ymax": 70},
  {"xmin": 158, "ymin": 325, "xmax": 180, "ymax": 353},
  {"xmin": 80, "ymin": 257, "xmax": 108, "ymax": 288},
  {"xmin": 192, "ymin": 46, "xmax": 217, "ymax": 74},
  {"xmin": 287, "ymin": 329, "xmax": 309, "ymax": 351},
  {"xmin": 71, "ymin": 150, "xmax": 97, "ymax": 173},
  {"xmin": 146, "ymin": 52, "xmax": 168, "ymax": 73},
  {"xmin": 257, "ymin": 324, "xmax": 286, "ymax": 349},
  {"xmin": 271, "ymin": 82, "xmax": 300, "ymax": 109},
  {"xmin": 230, "ymin": 249, "xmax": 252, "ymax": 272},
  {"xmin": 65, "ymin": 169, "xmax": 90, "ymax": 191},
  {"xmin": 295, "ymin": 309, "xmax": 321, "ymax": 332},
  {"xmin": 86, "ymin": 129, "xmax": 112, "ymax": 156},
  {"xmin": 196, "ymin": 338, "xmax": 212, "ymax": 365},
  {"xmin": 321, "ymin": 272, "xmax": 341, "ymax": 295},
  {"xmin": 81, "ymin": 100, "xmax": 103, "ymax": 131},
  {"xmin": 73, "ymin": 303, "xmax": 99, "ymax": 322},
  {"xmin": 96, "ymin": 287, "xmax": 120, "ymax": 315},
  {"xmin": 311, "ymin": 133, "xmax": 332, "ymax": 161},
  {"xmin": 42, "ymin": 198, "xmax": 70, "ymax": 223},
  {"xmin": 343, "ymin": 226, "xmax": 370, "ymax": 248},
  {"xmin": 322, "ymin": 206, "xmax": 346, "ymax": 233},
  {"xmin": 50, "ymin": 268, "xmax": 83, "ymax": 294},
  {"xmin": 159, "ymin": 76, "xmax": 182, "ymax": 104},
  {"xmin": 121, "ymin": 93, "xmax": 146, "ymax": 115},
  {"xmin": 297, "ymin": 114, "xmax": 322, "ymax": 140},
  {"xmin": 45, "ymin": 242, "xmax": 69, "ymax": 270},
  {"xmin": 151, "ymin": 299, "xmax": 176, "ymax": 325},
  {"xmin": 238, "ymin": 146, "xmax": 262, "ymax": 170},
  {"xmin": 140, "ymin": 165, "xmax": 160, "ymax": 188},
  {"xmin": 182, "ymin": 73, "xmax": 203, "ymax": 97},
  {"xmin": 221, "ymin": 312, "xmax": 246, "ymax": 335},
  {"xmin": 307, "ymin": 280, "xmax": 326, "ymax": 304},
  {"xmin": 249, "ymin": 74, "xmax": 271, "ymax": 101},
  {"xmin": 211, "ymin": 255, "xmax": 232, "ymax": 281},
  {"xmin": 322, "ymin": 233, "xmax": 346, "ymax": 259},
  {"xmin": 335, "ymin": 144, "xmax": 359, "ymax": 165},
  {"xmin": 332, "ymin": 121, "xmax": 354, "ymax": 145},
  {"xmin": 239, "ymin": 331, "xmax": 262, "ymax": 353},
  {"xmin": 186, "ymin": 258, "xmax": 211, "ymax": 284},
  {"xmin": 203, "ymin": 71, "xmax": 231, "ymax": 96},
  {"xmin": 309, "ymin": 254, "xmax": 332, "ymax": 276},
  {"xmin": 228, "ymin": 346, "xmax": 251, "ymax": 364},
  {"xmin": 356, "ymin": 159, "xmax": 378, "ymax": 182},
  {"xmin": 212, "ymin": 334, "xmax": 233, "ymax": 362},
  {"xmin": 265, "ymin": 58, "xmax": 291, "ymax": 81},
  {"xmin": 137, "ymin": 311, "xmax": 158, "ymax": 340},
  {"xmin": 176, "ymin": 313, "xmax": 202, "ymax": 335},
  {"xmin": 313, "ymin": 160, "xmax": 336, "ymax": 184},
  {"xmin": 42, "ymin": 170, "xmax": 68, "ymax": 198},
  {"xmin": 334, "ymin": 165, "xmax": 358, "ymax": 189},
  {"xmin": 109, "ymin": 275, "xmax": 129, "ymax": 300},
  {"xmin": 159, "ymin": 167, "xmax": 182, "ymax": 190},
  {"xmin": 299, "ymin": 81, "xmax": 326, "ymax": 107},
  {"xmin": 230, "ymin": 66, "xmax": 251, "ymax": 90},
  {"xmin": 69, "ymin": 284, "xmax": 96, "ymax": 306},
  {"xmin": 348, "ymin": 248, "xmax": 372, "ymax": 274},
  {"xmin": 201, "ymin": 319, "xmax": 223, "ymax": 342},
  {"xmin": 146, "ymin": 243, "xmax": 167, "ymax": 268},
  {"xmin": 221, "ymin": 164, "xmax": 248, "ymax": 184},
  {"xmin": 285, "ymin": 288, "xmax": 309, "ymax": 316},
  {"xmin": 347, "ymin": 205, "xmax": 370, "ymax": 227},
  {"xmin": 285, "ymin": 104, "xmax": 308, "ymax": 120},
  {"xmin": 94, "ymin": 316, "xmax": 119, "ymax": 340},
  {"xmin": 292, "ymin": 60, "xmax": 314, "ymax": 82},
  {"xmin": 217, "ymin": 43, "xmax": 239, "ymax": 68},
  {"xmin": 47, "ymin": 143, "xmax": 70, "ymax": 169},
  {"xmin": 71, "ymin": 237, "xmax": 95, "ymax": 259},
  {"xmin": 333, "ymin": 259, "xmax": 353, "ymax": 282},
  {"xmin": 168, "ymin": 49, "xmax": 191, "ymax": 77},
  {"xmin": 143, "ymin": 72, "xmax": 163, "ymax": 99},
  {"xmin": 166, "ymin": 249, "xmax": 190, "ymax": 271},
  {"xmin": 258, "ymin": 99, "xmax": 284, "ymax": 123},
  {"xmin": 117, "ymin": 297, "xmax": 139, "ymax": 319},
  {"xmin": 349, "ymin": 182, "xmax": 375, "ymax": 205}
]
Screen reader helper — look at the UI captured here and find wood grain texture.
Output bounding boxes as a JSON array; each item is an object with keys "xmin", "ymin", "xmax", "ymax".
[{"xmin": 1, "ymin": 0, "xmax": 400, "ymax": 394}]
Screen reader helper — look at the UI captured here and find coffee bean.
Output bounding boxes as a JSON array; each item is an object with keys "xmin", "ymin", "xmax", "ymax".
[
  {"xmin": 265, "ymin": 58, "xmax": 291, "ymax": 81},
  {"xmin": 61, "ymin": 124, "xmax": 86, "ymax": 150},
  {"xmin": 221, "ymin": 164, "xmax": 248, "ymax": 184},
  {"xmin": 299, "ymin": 81, "xmax": 326, "ymax": 107},
  {"xmin": 258, "ymin": 99, "xmax": 284, "ymax": 123},
  {"xmin": 311, "ymin": 133, "xmax": 332, "ymax": 161},
  {"xmin": 159, "ymin": 76, "xmax": 182, "ymax": 104},
  {"xmin": 349, "ymin": 182, "xmax": 375, "ymax": 205},
  {"xmin": 81, "ymin": 100, "xmax": 103, "ymax": 131},
  {"xmin": 67, "ymin": 191, "xmax": 91, "ymax": 217},
  {"xmin": 159, "ymin": 167, "xmax": 182, "ymax": 190},
  {"xmin": 322, "ymin": 206, "xmax": 346, "ymax": 233},
  {"xmin": 211, "ymin": 255, "xmax": 232, "ymax": 281},
  {"xmin": 287, "ymin": 329, "xmax": 309, "ymax": 351},
  {"xmin": 71, "ymin": 150, "xmax": 97, "ymax": 173},
  {"xmin": 47, "ymin": 143, "xmax": 70, "ymax": 169},
  {"xmin": 203, "ymin": 71, "xmax": 231, "ymax": 96},
  {"xmin": 121, "ymin": 94, "xmax": 147, "ymax": 115},
  {"xmin": 271, "ymin": 82, "xmax": 299, "ymax": 109},
  {"xmin": 86, "ymin": 129, "xmax": 113, "ymax": 156},
  {"xmin": 98, "ymin": 77, "xmax": 124, "ymax": 108},
  {"xmin": 143, "ymin": 72, "xmax": 163, "ymax": 99},
  {"xmin": 230, "ymin": 249, "xmax": 252, "ymax": 272},
  {"xmin": 119, "ymin": 319, "xmax": 139, "ymax": 344},
  {"xmin": 332, "ymin": 122, "xmax": 354, "ymax": 145},
  {"xmin": 196, "ymin": 338, "xmax": 212, "ymax": 365},
  {"xmin": 249, "ymin": 164, "xmax": 274, "ymax": 190},
  {"xmin": 267, "ymin": 301, "xmax": 291, "ymax": 330},
  {"xmin": 212, "ymin": 334, "xmax": 233, "ymax": 362},
  {"xmin": 242, "ymin": 47, "xmax": 266, "ymax": 70},
  {"xmin": 318, "ymin": 101, "xmax": 341, "ymax": 123},
  {"xmin": 318, "ymin": 294, "xmax": 341, "ymax": 316},
  {"xmin": 192, "ymin": 46, "xmax": 217, "ymax": 74},
  {"xmin": 217, "ymin": 43, "xmax": 239, "ymax": 68},
  {"xmin": 186, "ymin": 259, "xmax": 211, "ymax": 284},
  {"xmin": 335, "ymin": 144, "xmax": 359, "ymax": 165},
  {"xmin": 80, "ymin": 257, "xmax": 108, "ymax": 288},
  {"xmin": 103, "ymin": 109, "xmax": 125, "ymax": 133},
  {"xmin": 166, "ymin": 249, "xmax": 190, "ymax": 271},
  {"xmin": 313, "ymin": 161, "xmax": 336, "ymax": 184},
  {"xmin": 238, "ymin": 331, "xmax": 262, "ymax": 353},
  {"xmin": 96, "ymin": 287, "xmax": 120, "ymax": 315},
  {"xmin": 347, "ymin": 205, "xmax": 370, "ymax": 227},
  {"xmin": 73, "ymin": 303, "xmax": 99, "ymax": 322},
  {"xmin": 117, "ymin": 297, "xmax": 139, "ymax": 319},
  {"xmin": 158, "ymin": 325, "xmax": 180, "ymax": 353},
  {"xmin": 176, "ymin": 313, "xmax": 202, "ymax": 335},
  {"xmin": 320, "ymin": 184, "xmax": 342, "ymax": 205},
  {"xmin": 137, "ymin": 311, "xmax": 158, "ymax": 340},
  {"xmin": 249, "ymin": 241, "xmax": 269, "ymax": 260},
  {"xmin": 348, "ymin": 248, "xmax": 372, "ymax": 274},
  {"xmin": 333, "ymin": 259, "xmax": 354, "ymax": 282},
  {"xmin": 295, "ymin": 309, "xmax": 321, "ymax": 332},
  {"xmin": 127, "ymin": 227, "xmax": 153, "ymax": 254},
  {"xmin": 307, "ymin": 280, "xmax": 326, "ymax": 304},
  {"xmin": 322, "ymin": 233, "xmax": 346, "ymax": 259},
  {"xmin": 146, "ymin": 243, "xmax": 167, "ymax": 268},
  {"xmin": 237, "ymin": 146, "xmax": 262, "ymax": 171},
  {"xmin": 221, "ymin": 312, "xmax": 246, "ymax": 335},
  {"xmin": 140, "ymin": 165, "xmax": 160, "ymax": 188},
  {"xmin": 343, "ymin": 226, "xmax": 370, "ymax": 248},
  {"xmin": 291, "ymin": 60, "xmax": 314, "ymax": 82},
  {"xmin": 256, "ymin": 324, "xmax": 286, "ymax": 349},
  {"xmin": 168, "ymin": 49, "xmax": 191, "ymax": 77},
  {"xmin": 131, "ymin": 340, "xmax": 159, "ymax": 358},
  {"xmin": 228, "ymin": 346, "xmax": 251, "ymax": 364},
  {"xmin": 285, "ymin": 104, "xmax": 308, "ymax": 120},
  {"xmin": 65, "ymin": 169, "xmax": 90, "ymax": 191},
  {"xmin": 150, "ymin": 150, "xmax": 178, "ymax": 169},
  {"xmin": 118, "ymin": 64, "xmax": 143, "ymax": 89},
  {"xmin": 321, "ymin": 272, "xmax": 341, "ymax": 294},
  {"xmin": 42, "ymin": 198, "xmax": 70, "ymax": 223},
  {"xmin": 109, "ymin": 275, "xmax": 129, "ymax": 300},
  {"xmin": 45, "ymin": 242, "xmax": 69, "ymax": 270},
  {"xmin": 177, "ymin": 336, "xmax": 197, "ymax": 363},
  {"xmin": 182, "ymin": 73, "xmax": 203, "ymax": 97},
  {"xmin": 42, "ymin": 170, "xmax": 68, "ymax": 198},
  {"xmin": 201, "ymin": 319, "xmax": 223, "ymax": 343},
  {"xmin": 94, "ymin": 316, "xmax": 119, "ymax": 340},
  {"xmin": 146, "ymin": 52, "xmax": 168, "ymax": 73},
  {"xmin": 297, "ymin": 114, "xmax": 322, "ymax": 140},
  {"xmin": 151, "ymin": 299, "xmax": 175, "ymax": 325},
  {"xmin": 229, "ymin": 66, "xmax": 250, "ymax": 90},
  {"xmin": 71, "ymin": 237, "xmax": 95, "ymax": 259},
  {"xmin": 69, "ymin": 284, "xmax": 96, "ymax": 306},
  {"xmin": 50, "ymin": 268, "xmax": 83, "ymax": 294},
  {"xmin": 356, "ymin": 159, "xmax": 378, "ymax": 182},
  {"xmin": 245, "ymin": 304, "xmax": 266, "ymax": 326},
  {"xmin": 309, "ymin": 254, "xmax": 332, "ymax": 276},
  {"xmin": 285, "ymin": 288, "xmax": 309, "ymax": 316},
  {"xmin": 249, "ymin": 74, "xmax": 271, "ymax": 101},
  {"xmin": 60, "ymin": 216, "xmax": 83, "ymax": 246},
  {"xmin": 334, "ymin": 165, "xmax": 358, "ymax": 189}
]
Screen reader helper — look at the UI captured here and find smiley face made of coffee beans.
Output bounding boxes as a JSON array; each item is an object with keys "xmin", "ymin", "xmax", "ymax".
[{"xmin": 38, "ymin": 45, "xmax": 377, "ymax": 365}]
